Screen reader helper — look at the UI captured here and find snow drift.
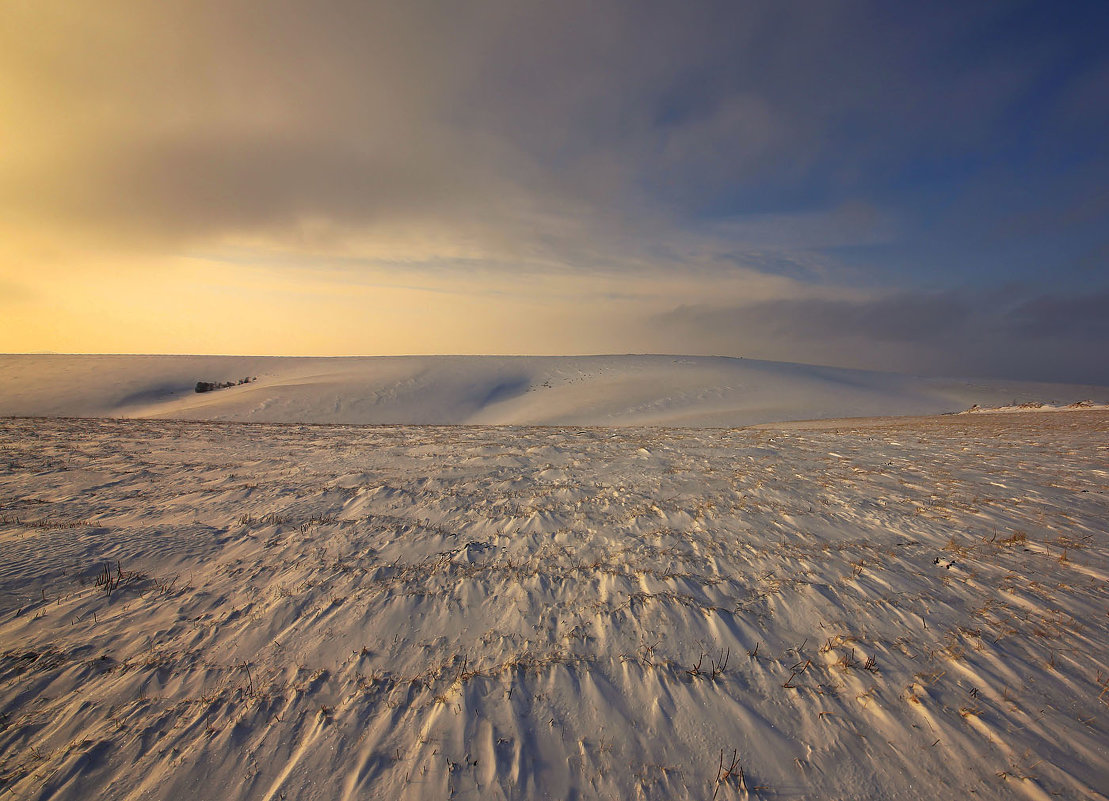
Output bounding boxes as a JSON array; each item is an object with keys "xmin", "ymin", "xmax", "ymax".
[{"xmin": 1, "ymin": 413, "xmax": 1107, "ymax": 799}]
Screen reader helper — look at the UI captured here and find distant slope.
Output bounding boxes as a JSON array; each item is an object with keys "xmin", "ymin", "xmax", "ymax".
[{"xmin": 0, "ymin": 354, "xmax": 1105, "ymax": 426}]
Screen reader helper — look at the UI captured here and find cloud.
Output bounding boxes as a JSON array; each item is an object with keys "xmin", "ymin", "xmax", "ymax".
[
  {"xmin": 1010, "ymin": 291, "xmax": 1109, "ymax": 338},
  {"xmin": 652, "ymin": 288, "xmax": 1109, "ymax": 384},
  {"xmin": 0, "ymin": 1, "xmax": 1042, "ymax": 266}
]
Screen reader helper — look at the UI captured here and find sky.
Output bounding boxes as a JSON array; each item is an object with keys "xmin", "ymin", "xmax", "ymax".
[{"xmin": 2, "ymin": 0, "xmax": 1108, "ymax": 382}]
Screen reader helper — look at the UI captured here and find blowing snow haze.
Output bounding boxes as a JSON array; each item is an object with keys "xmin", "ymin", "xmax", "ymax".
[{"xmin": 1, "ymin": 1, "xmax": 1107, "ymax": 383}]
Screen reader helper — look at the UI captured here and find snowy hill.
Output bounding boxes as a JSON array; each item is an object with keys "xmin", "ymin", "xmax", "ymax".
[{"xmin": 0, "ymin": 354, "xmax": 1105, "ymax": 426}]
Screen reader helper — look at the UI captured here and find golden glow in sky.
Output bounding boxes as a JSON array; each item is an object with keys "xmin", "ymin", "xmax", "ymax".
[{"xmin": 2, "ymin": 2, "xmax": 1107, "ymax": 383}]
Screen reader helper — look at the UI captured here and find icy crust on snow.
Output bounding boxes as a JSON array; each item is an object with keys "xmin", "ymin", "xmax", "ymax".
[
  {"xmin": 0, "ymin": 353, "xmax": 1106, "ymax": 426},
  {"xmin": 0, "ymin": 412, "xmax": 1107, "ymax": 800}
]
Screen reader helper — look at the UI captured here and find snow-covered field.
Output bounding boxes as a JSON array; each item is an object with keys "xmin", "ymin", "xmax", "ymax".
[
  {"xmin": 1, "ymin": 354, "xmax": 1106, "ymax": 426},
  {"xmin": 1, "ymin": 411, "xmax": 1106, "ymax": 800}
]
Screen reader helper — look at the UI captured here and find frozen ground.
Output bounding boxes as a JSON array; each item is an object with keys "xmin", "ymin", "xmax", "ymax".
[
  {"xmin": 1, "ymin": 354, "xmax": 1106, "ymax": 426},
  {"xmin": 0, "ymin": 412, "xmax": 1106, "ymax": 800}
]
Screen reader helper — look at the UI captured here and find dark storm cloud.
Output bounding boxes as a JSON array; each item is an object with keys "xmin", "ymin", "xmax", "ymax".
[
  {"xmin": 1010, "ymin": 291, "xmax": 1109, "ymax": 338},
  {"xmin": 654, "ymin": 289, "xmax": 1109, "ymax": 383}
]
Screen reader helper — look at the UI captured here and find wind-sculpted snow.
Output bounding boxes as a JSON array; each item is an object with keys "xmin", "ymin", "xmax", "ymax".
[
  {"xmin": 1, "ymin": 354, "xmax": 1106, "ymax": 426},
  {"xmin": 1, "ymin": 413, "xmax": 1107, "ymax": 799}
]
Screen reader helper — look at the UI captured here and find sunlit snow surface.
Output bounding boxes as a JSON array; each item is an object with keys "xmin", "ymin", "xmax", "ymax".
[
  {"xmin": 1, "ymin": 413, "xmax": 1107, "ymax": 799},
  {"xmin": 1, "ymin": 354, "xmax": 1106, "ymax": 426}
]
